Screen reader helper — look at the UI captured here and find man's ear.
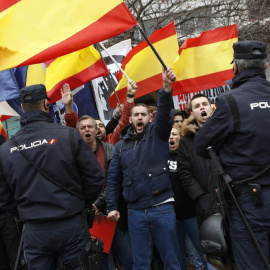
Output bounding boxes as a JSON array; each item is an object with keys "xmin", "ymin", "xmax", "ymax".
[
  {"xmin": 44, "ymin": 99, "xmax": 49, "ymax": 110},
  {"xmin": 265, "ymin": 62, "xmax": 268, "ymax": 72},
  {"xmin": 233, "ymin": 62, "xmax": 238, "ymax": 74},
  {"xmin": 21, "ymin": 104, "xmax": 25, "ymax": 113},
  {"xmin": 129, "ymin": 116, "xmax": 132, "ymax": 124}
]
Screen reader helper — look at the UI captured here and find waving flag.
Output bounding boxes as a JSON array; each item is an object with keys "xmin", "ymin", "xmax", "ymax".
[
  {"xmin": 0, "ymin": 70, "xmax": 20, "ymax": 102},
  {"xmin": 0, "ymin": 0, "xmax": 137, "ymax": 71},
  {"xmin": 172, "ymin": 24, "xmax": 238, "ymax": 94},
  {"xmin": 0, "ymin": 117, "xmax": 8, "ymax": 139},
  {"xmin": 45, "ymin": 46, "xmax": 108, "ymax": 102},
  {"xmin": 92, "ymin": 39, "xmax": 132, "ymax": 124},
  {"xmin": 109, "ymin": 22, "xmax": 179, "ymax": 108}
]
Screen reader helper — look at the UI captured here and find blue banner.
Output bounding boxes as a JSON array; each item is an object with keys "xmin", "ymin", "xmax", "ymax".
[{"xmin": 49, "ymin": 82, "xmax": 98, "ymax": 125}]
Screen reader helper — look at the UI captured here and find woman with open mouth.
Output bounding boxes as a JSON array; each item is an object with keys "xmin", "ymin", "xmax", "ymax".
[{"xmin": 168, "ymin": 125, "xmax": 209, "ymax": 270}]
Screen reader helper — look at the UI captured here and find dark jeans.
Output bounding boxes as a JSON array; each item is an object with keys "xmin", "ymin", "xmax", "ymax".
[
  {"xmin": 176, "ymin": 217, "xmax": 207, "ymax": 270},
  {"xmin": 24, "ymin": 214, "xmax": 86, "ymax": 270},
  {"xmin": 111, "ymin": 225, "xmax": 133, "ymax": 270},
  {"xmin": 229, "ymin": 187, "xmax": 270, "ymax": 270},
  {"xmin": 128, "ymin": 203, "xmax": 181, "ymax": 270},
  {"xmin": 0, "ymin": 215, "xmax": 21, "ymax": 270}
]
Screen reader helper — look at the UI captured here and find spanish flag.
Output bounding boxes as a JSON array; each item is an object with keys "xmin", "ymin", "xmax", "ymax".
[
  {"xmin": 45, "ymin": 46, "xmax": 109, "ymax": 102},
  {"xmin": 109, "ymin": 21, "xmax": 179, "ymax": 108},
  {"xmin": 0, "ymin": 0, "xmax": 137, "ymax": 71},
  {"xmin": 0, "ymin": 116, "xmax": 8, "ymax": 140},
  {"xmin": 172, "ymin": 24, "xmax": 238, "ymax": 94}
]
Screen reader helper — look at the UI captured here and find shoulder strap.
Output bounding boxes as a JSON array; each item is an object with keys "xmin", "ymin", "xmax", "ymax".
[
  {"xmin": 11, "ymin": 135, "xmax": 83, "ymax": 200},
  {"xmin": 225, "ymin": 95, "xmax": 240, "ymax": 144}
]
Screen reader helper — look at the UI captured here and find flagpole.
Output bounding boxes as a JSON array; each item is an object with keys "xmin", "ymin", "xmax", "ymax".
[
  {"xmin": 137, "ymin": 23, "xmax": 168, "ymax": 71},
  {"xmin": 98, "ymin": 43, "xmax": 121, "ymax": 105},
  {"xmin": 99, "ymin": 42, "xmax": 132, "ymax": 84}
]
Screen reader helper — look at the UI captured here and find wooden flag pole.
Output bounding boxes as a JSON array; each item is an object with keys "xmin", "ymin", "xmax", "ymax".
[{"xmin": 137, "ymin": 23, "xmax": 167, "ymax": 71}]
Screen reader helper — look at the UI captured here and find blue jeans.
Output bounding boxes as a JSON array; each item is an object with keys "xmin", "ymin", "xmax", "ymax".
[
  {"xmin": 111, "ymin": 225, "xmax": 133, "ymax": 270},
  {"xmin": 128, "ymin": 202, "xmax": 181, "ymax": 270},
  {"xmin": 176, "ymin": 217, "xmax": 207, "ymax": 270},
  {"xmin": 186, "ymin": 235, "xmax": 204, "ymax": 269}
]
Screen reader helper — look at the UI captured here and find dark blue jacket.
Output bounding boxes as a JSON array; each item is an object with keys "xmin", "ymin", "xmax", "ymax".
[
  {"xmin": 106, "ymin": 89, "xmax": 174, "ymax": 210},
  {"xmin": 0, "ymin": 111, "xmax": 104, "ymax": 220},
  {"xmin": 195, "ymin": 69, "xmax": 270, "ymax": 184}
]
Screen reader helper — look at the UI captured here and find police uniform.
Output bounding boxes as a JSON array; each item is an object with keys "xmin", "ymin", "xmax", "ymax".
[
  {"xmin": 194, "ymin": 41, "xmax": 270, "ymax": 270},
  {"xmin": 0, "ymin": 85, "xmax": 104, "ymax": 270}
]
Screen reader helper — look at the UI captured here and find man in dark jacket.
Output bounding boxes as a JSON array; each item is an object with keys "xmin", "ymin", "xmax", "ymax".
[
  {"xmin": 0, "ymin": 84, "xmax": 104, "ymax": 270},
  {"xmin": 106, "ymin": 68, "xmax": 181, "ymax": 270},
  {"xmin": 195, "ymin": 41, "xmax": 270, "ymax": 270},
  {"xmin": 178, "ymin": 94, "xmax": 219, "ymax": 226},
  {"xmin": 0, "ymin": 135, "xmax": 21, "ymax": 270},
  {"xmin": 76, "ymin": 115, "xmax": 133, "ymax": 269}
]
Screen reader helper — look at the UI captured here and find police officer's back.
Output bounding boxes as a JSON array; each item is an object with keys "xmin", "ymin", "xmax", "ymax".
[
  {"xmin": 195, "ymin": 41, "xmax": 270, "ymax": 270},
  {"xmin": 0, "ymin": 84, "xmax": 104, "ymax": 270}
]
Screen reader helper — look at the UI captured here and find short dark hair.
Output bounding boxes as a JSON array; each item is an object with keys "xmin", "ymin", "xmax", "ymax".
[
  {"xmin": 190, "ymin": 94, "xmax": 211, "ymax": 111},
  {"xmin": 173, "ymin": 111, "xmax": 186, "ymax": 119},
  {"xmin": 22, "ymin": 97, "xmax": 46, "ymax": 112},
  {"xmin": 130, "ymin": 103, "xmax": 149, "ymax": 115}
]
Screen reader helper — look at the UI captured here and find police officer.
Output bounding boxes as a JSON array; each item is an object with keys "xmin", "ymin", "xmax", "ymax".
[
  {"xmin": 0, "ymin": 84, "xmax": 105, "ymax": 270},
  {"xmin": 0, "ymin": 135, "xmax": 21, "ymax": 270},
  {"xmin": 194, "ymin": 41, "xmax": 270, "ymax": 270}
]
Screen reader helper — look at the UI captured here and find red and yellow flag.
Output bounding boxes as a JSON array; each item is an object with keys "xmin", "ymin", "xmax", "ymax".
[
  {"xmin": 109, "ymin": 22, "xmax": 179, "ymax": 108},
  {"xmin": 0, "ymin": 116, "xmax": 8, "ymax": 140},
  {"xmin": 172, "ymin": 24, "xmax": 238, "ymax": 94},
  {"xmin": 45, "ymin": 46, "xmax": 108, "ymax": 102},
  {"xmin": 0, "ymin": 0, "xmax": 137, "ymax": 71}
]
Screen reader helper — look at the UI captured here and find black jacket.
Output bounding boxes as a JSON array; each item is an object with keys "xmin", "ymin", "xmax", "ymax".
[
  {"xmin": 0, "ymin": 111, "xmax": 104, "ymax": 220},
  {"xmin": 195, "ymin": 69, "xmax": 270, "ymax": 185},
  {"xmin": 178, "ymin": 116, "xmax": 219, "ymax": 225},
  {"xmin": 93, "ymin": 139, "xmax": 114, "ymax": 212},
  {"xmin": 168, "ymin": 153, "xmax": 196, "ymax": 220}
]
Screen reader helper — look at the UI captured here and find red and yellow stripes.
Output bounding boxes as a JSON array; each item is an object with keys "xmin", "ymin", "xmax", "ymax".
[
  {"xmin": 0, "ymin": 0, "xmax": 137, "ymax": 71},
  {"xmin": 109, "ymin": 22, "xmax": 179, "ymax": 108},
  {"xmin": 45, "ymin": 46, "xmax": 108, "ymax": 102},
  {"xmin": 172, "ymin": 24, "xmax": 238, "ymax": 94},
  {"xmin": 0, "ymin": 116, "xmax": 8, "ymax": 140},
  {"xmin": 48, "ymin": 139, "xmax": 57, "ymax": 145}
]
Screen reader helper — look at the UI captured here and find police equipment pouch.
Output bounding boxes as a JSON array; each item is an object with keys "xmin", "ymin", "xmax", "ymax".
[
  {"xmin": 80, "ymin": 208, "xmax": 103, "ymax": 270},
  {"xmin": 84, "ymin": 206, "xmax": 96, "ymax": 229},
  {"xmin": 248, "ymin": 183, "xmax": 264, "ymax": 207}
]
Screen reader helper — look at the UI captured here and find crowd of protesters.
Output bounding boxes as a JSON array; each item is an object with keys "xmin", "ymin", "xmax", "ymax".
[{"xmin": 0, "ymin": 40, "xmax": 270, "ymax": 270}]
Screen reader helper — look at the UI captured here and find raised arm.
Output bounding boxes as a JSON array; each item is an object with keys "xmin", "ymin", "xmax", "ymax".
[
  {"xmin": 61, "ymin": 83, "xmax": 78, "ymax": 128},
  {"xmin": 162, "ymin": 67, "xmax": 176, "ymax": 93},
  {"xmin": 154, "ymin": 67, "xmax": 176, "ymax": 140},
  {"xmin": 105, "ymin": 80, "xmax": 137, "ymax": 144}
]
